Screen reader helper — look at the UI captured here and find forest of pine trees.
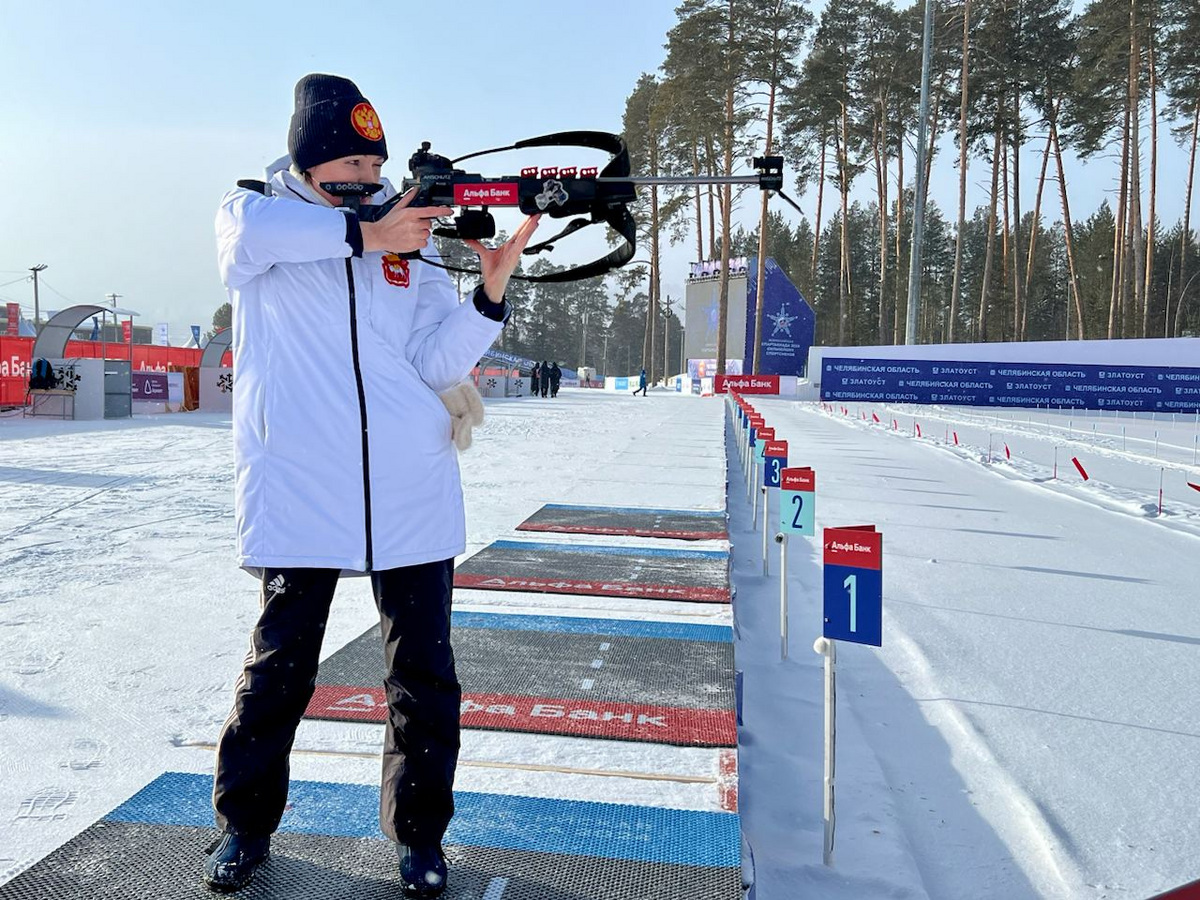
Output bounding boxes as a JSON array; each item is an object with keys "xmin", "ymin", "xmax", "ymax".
[{"xmin": 467, "ymin": 0, "xmax": 1200, "ymax": 380}]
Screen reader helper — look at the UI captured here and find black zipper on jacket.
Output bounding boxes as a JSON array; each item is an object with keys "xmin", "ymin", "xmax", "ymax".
[{"xmin": 344, "ymin": 258, "xmax": 374, "ymax": 571}]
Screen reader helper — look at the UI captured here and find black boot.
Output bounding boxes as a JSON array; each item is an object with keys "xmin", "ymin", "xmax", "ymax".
[
  {"xmin": 202, "ymin": 832, "xmax": 271, "ymax": 893},
  {"xmin": 396, "ymin": 843, "xmax": 448, "ymax": 898}
]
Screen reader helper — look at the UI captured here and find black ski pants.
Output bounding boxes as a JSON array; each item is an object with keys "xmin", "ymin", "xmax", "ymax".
[{"xmin": 212, "ymin": 560, "xmax": 460, "ymax": 844}]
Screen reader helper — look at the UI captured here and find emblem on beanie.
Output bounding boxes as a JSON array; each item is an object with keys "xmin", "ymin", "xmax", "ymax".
[
  {"xmin": 351, "ymin": 103, "xmax": 384, "ymax": 141},
  {"xmin": 381, "ymin": 254, "xmax": 410, "ymax": 288}
]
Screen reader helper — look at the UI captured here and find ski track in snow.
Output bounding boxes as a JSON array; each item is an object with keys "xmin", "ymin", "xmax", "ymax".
[{"xmin": 743, "ymin": 397, "xmax": 1200, "ymax": 899}]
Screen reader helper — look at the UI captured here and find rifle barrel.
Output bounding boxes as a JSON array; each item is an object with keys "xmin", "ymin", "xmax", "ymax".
[{"xmin": 597, "ymin": 175, "xmax": 763, "ymax": 186}]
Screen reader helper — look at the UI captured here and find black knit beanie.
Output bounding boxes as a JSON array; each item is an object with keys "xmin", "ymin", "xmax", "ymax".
[{"xmin": 287, "ymin": 74, "xmax": 388, "ymax": 171}]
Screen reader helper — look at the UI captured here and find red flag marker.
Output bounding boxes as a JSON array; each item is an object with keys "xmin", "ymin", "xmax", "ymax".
[
  {"xmin": 915, "ymin": 422, "xmax": 922, "ymax": 438},
  {"xmin": 1004, "ymin": 443, "xmax": 1011, "ymax": 460},
  {"xmin": 872, "ymin": 412, "xmax": 880, "ymax": 423},
  {"xmin": 1188, "ymin": 482, "xmax": 1200, "ymax": 493},
  {"xmin": 893, "ymin": 419, "xmax": 898, "ymax": 430},
  {"xmin": 1072, "ymin": 457, "xmax": 1089, "ymax": 480},
  {"xmin": 953, "ymin": 431, "xmax": 959, "ymax": 445}
]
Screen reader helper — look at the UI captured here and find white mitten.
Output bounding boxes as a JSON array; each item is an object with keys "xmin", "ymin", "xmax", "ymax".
[{"xmin": 439, "ymin": 381, "xmax": 486, "ymax": 451}]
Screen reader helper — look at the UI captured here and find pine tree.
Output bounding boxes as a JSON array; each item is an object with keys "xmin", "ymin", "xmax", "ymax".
[
  {"xmin": 666, "ymin": 0, "xmax": 757, "ymax": 373},
  {"xmin": 1162, "ymin": 0, "xmax": 1200, "ymax": 335},
  {"xmin": 804, "ymin": 0, "xmax": 868, "ymax": 344},
  {"xmin": 856, "ymin": 0, "xmax": 906, "ymax": 344},
  {"xmin": 742, "ymin": 0, "xmax": 812, "ymax": 370},
  {"xmin": 623, "ymin": 74, "xmax": 688, "ymax": 385}
]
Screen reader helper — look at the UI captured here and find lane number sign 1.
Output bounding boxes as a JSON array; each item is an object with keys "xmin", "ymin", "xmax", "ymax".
[
  {"xmin": 822, "ymin": 525, "xmax": 882, "ymax": 646},
  {"xmin": 779, "ymin": 466, "xmax": 815, "ymax": 535}
]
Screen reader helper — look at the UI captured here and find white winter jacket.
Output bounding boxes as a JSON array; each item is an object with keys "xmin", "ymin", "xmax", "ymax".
[{"xmin": 215, "ymin": 165, "xmax": 502, "ymax": 574}]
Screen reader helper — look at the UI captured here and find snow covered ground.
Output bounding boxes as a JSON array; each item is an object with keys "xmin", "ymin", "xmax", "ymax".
[
  {"xmin": 1, "ymin": 390, "xmax": 1197, "ymax": 898},
  {"xmin": 0, "ymin": 392, "xmax": 733, "ymax": 888},
  {"xmin": 734, "ymin": 397, "xmax": 1200, "ymax": 899}
]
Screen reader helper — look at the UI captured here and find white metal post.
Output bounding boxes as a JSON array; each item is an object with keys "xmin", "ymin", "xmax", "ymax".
[
  {"xmin": 751, "ymin": 466, "xmax": 759, "ymax": 525},
  {"xmin": 777, "ymin": 532, "xmax": 788, "ymax": 659},
  {"xmin": 762, "ymin": 486, "xmax": 769, "ymax": 576},
  {"xmin": 814, "ymin": 636, "xmax": 837, "ymax": 865}
]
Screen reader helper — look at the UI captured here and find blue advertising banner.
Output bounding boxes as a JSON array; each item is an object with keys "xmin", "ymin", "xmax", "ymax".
[
  {"xmin": 744, "ymin": 257, "xmax": 815, "ymax": 378},
  {"xmin": 821, "ymin": 357, "xmax": 1200, "ymax": 414},
  {"xmin": 484, "ymin": 348, "xmax": 580, "ymax": 383}
]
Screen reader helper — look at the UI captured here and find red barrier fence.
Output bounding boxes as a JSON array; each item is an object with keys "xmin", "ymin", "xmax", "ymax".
[{"xmin": 0, "ymin": 336, "xmax": 212, "ymax": 407}]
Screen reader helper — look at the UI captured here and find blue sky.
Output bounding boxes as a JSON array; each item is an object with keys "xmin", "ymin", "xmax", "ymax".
[
  {"xmin": 0, "ymin": 0, "xmax": 1192, "ymax": 340},
  {"xmin": 0, "ymin": 1, "xmax": 681, "ymax": 336}
]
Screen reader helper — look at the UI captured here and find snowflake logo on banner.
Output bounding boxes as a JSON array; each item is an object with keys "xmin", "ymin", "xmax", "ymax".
[
  {"xmin": 767, "ymin": 303, "xmax": 796, "ymax": 338},
  {"xmin": 58, "ymin": 365, "xmax": 81, "ymax": 393},
  {"xmin": 217, "ymin": 373, "xmax": 234, "ymax": 394},
  {"xmin": 486, "ymin": 378, "xmax": 498, "ymax": 389}
]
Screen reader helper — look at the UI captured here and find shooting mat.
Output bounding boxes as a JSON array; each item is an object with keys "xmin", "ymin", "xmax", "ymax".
[
  {"xmin": 453, "ymin": 540, "xmax": 731, "ymax": 604},
  {"xmin": 515, "ymin": 504, "xmax": 728, "ymax": 541},
  {"xmin": 0, "ymin": 772, "xmax": 741, "ymax": 900},
  {"xmin": 305, "ymin": 612, "xmax": 736, "ymax": 748}
]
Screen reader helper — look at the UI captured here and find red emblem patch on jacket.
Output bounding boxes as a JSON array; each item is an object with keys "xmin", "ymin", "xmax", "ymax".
[{"xmin": 381, "ymin": 254, "xmax": 410, "ymax": 288}]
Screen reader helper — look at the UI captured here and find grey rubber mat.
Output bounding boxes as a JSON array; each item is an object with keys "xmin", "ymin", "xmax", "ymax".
[
  {"xmin": 516, "ymin": 504, "xmax": 728, "ymax": 541},
  {"xmin": 319, "ymin": 623, "xmax": 734, "ymax": 709},
  {"xmin": 0, "ymin": 820, "xmax": 742, "ymax": 900},
  {"xmin": 453, "ymin": 540, "xmax": 731, "ymax": 604},
  {"xmin": 306, "ymin": 619, "xmax": 737, "ymax": 747}
]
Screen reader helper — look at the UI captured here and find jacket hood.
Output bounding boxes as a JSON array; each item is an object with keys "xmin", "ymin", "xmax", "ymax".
[{"xmin": 264, "ymin": 154, "xmax": 399, "ymax": 207}]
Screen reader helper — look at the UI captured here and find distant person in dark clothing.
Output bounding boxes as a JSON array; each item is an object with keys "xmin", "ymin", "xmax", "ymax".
[
  {"xmin": 541, "ymin": 361, "xmax": 551, "ymax": 398},
  {"xmin": 633, "ymin": 368, "xmax": 648, "ymax": 396},
  {"xmin": 549, "ymin": 363, "xmax": 562, "ymax": 398},
  {"xmin": 529, "ymin": 363, "xmax": 540, "ymax": 398}
]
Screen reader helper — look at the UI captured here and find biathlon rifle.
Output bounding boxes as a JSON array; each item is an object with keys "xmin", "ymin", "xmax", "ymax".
[{"xmin": 319, "ymin": 130, "xmax": 801, "ymax": 284}]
